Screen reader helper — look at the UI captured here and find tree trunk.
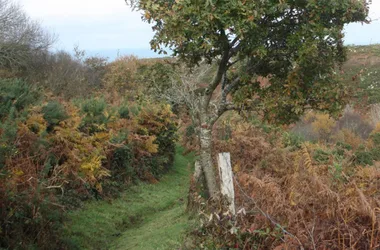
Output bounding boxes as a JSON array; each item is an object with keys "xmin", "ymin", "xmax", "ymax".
[{"xmin": 199, "ymin": 126, "xmax": 219, "ymax": 198}]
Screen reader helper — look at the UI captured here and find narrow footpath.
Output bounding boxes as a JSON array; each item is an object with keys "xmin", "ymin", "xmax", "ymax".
[{"xmin": 64, "ymin": 147, "xmax": 195, "ymax": 250}]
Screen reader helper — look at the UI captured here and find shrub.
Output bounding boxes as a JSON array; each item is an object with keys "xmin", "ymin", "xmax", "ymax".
[
  {"xmin": 335, "ymin": 107, "xmax": 373, "ymax": 139},
  {"xmin": 109, "ymin": 131, "xmax": 134, "ymax": 182},
  {"xmin": 136, "ymin": 104, "xmax": 178, "ymax": 177},
  {"xmin": 118, "ymin": 104, "xmax": 130, "ymax": 119},
  {"xmin": 102, "ymin": 55, "xmax": 140, "ymax": 95},
  {"xmin": 0, "ymin": 78, "xmax": 41, "ymax": 119},
  {"xmin": 333, "ymin": 141, "xmax": 352, "ymax": 157},
  {"xmin": 136, "ymin": 61, "xmax": 175, "ymax": 101},
  {"xmin": 0, "ymin": 83, "xmax": 178, "ymax": 248},
  {"xmin": 282, "ymin": 132, "xmax": 305, "ymax": 149},
  {"xmin": 78, "ymin": 97, "xmax": 110, "ymax": 134},
  {"xmin": 311, "ymin": 113, "xmax": 336, "ymax": 141},
  {"xmin": 42, "ymin": 101, "xmax": 68, "ymax": 131},
  {"xmin": 370, "ymin": 132, "xmax": 380, "ymax": 146},
  {"xmin": 354, "ymin": 145, "xmax": 373, "ymax": 166},
  {"xmin": 313, "ymin": 148, "xmax": 331, "ymax": 163},
  {"xmin": 368, "ymin": 133, "xmax": 380, "ymax": 161}
]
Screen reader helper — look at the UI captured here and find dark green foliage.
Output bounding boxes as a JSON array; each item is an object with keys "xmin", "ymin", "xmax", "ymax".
[
  {"xmin": 42, "ymin": 101, "xmax": 68, "ymax": 131},
  {"xmin": 333, "ymin": 142, "xmax": 352, "ymax": 157},
  {"xmin": 369, "ymin": 133, "xmax": 380, "ymax": 161},
  {"xmin": 0, "ymin": 79, "xmax": 41, "ymax": 120},
  {"xmin": 313, "ymin": 149, "xmax": 331, "ymax": 164},
  {"xmin": 282, "ymin": 132, "xmax": 305, "ymax": 149},
  {"xmin": 370, "ymin": 147, "xmax": 380, "ymax": 162},
  {"xmin": 129, "ymin": 105, "xmax": 141, "ymax": 116},
  {"xmin": 129, "ymin": 0, "xmax": 369, "ymax": 126},
  {"xmin": 153, "ymin": 120, "xmax": 178, "ymax": 174},
  {"xmin": 0, "ymin": 79, "xmax": 41, "ymax": 168},
  {"xmin": 78, "ymin": 97, "xmax": 110, "ymax": 134},
  {"xmin": 185, "ymin": 123, "xmax": 196, "ymax": 138},
  {"xmin": 118, "ymin": 104, "xmax": 130, "ymax": 119},
  {"xmin": 110, "ymin": 131, "xmax": 134, "ymax": 182},
  {"xmin": 0, "ymin": 185, "xmax": 66, "ymax": 249},
  {"xmin": 371, "ymin": 133, "xmax": 380, "ymax": 146},
  {"xmin": 137, "ymin": 62, "xmax": 174, "ymax": 101},
  {"xmin": 336, "ymin": 141, "xmax": 353, "ymax": 151},
  {"xmin": 354, "ymin": 145, "xmax": 373, "ymax": 166},
  {"xmin": 81, "ymin": 97, "xmax": 107, "ymax": 116},
  {"xmin": 112, "ymin": 145, "xmax": 134, "ymax": 177},
  {"xmin": 0, "ymin": 109, "xmax": 18, "ymax": 165}
]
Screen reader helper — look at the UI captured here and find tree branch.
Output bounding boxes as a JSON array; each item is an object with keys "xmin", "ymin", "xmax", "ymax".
[{"xmin": 204, "ymin": 29, "xmax": 231, "ymax": 109}]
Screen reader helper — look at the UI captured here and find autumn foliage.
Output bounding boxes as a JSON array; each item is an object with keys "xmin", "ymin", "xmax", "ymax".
[
  {"xmin": 0, "ymin": 77, "xmax": 177, "ymax": 248},
  {"xmin": 189, "ymin": 114, "xmax": 380, "ymax": 249}
]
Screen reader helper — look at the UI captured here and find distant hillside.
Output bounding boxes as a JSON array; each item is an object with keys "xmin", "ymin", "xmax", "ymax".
[{"xmin": 343, "ymin": 44, "xmax": 380, "ymax": 105}]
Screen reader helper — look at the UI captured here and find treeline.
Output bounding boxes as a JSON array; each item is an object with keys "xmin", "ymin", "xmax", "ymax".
[{"xmin": 0, "ymin": 1, "xmax": 177, "ymax": 249}]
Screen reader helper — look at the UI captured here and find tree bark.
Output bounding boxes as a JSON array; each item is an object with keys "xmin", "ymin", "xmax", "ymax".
[{"xmin": 199, "ymin": 125, "xmax": 218, "ymax": 198}]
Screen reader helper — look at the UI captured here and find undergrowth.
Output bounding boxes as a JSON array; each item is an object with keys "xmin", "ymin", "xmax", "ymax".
[
  {"xmin": 0, "ymin": 79, "xmax": 178, "ymax": 249},
  {"xmin": 187, "ymin": 115, "xmax": 380, "ymax": 249}
]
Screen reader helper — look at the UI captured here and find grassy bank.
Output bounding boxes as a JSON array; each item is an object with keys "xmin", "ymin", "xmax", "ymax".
[{"xmin": 63, "ymin": 147, "xmax": 195, "ymax": 250}]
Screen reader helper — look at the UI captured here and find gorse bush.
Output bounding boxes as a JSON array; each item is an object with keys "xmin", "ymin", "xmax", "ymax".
[
  {"xmin": 78, "ymin": 97, "xmax": 110, "ymax": 134},
  {"xmin": 118, "ymin": 103, "xmax": 130, "ymax": 119},
  {"xmin": 42, "ymin": 101, "xmax": 68, "ymax": 131},
  {"xmin": 0, "ymin": 78, "xmax": 41, "ymax": 119},
  {"xmin": 354, "ymin": 145, "xmax": 373, "ymax": 166}
]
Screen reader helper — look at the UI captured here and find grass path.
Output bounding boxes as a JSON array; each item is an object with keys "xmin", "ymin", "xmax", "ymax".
[{"xmin": 64, "ymin": 147, "xmax": 195, "ymax": 250}]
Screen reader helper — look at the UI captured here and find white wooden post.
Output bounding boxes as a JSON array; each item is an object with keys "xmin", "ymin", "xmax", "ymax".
[
  {"xmin": 194, "ymin": 160, "xmax": 202, "ymax": 181},
  {"xmin": 217, "ymin": 152, "xmax": 235, "ymax": 215}
]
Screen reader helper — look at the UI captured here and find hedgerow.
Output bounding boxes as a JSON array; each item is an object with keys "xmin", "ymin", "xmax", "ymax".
[{"xmin": 0, "ymin": 79, "xmax": 178, "ymax": 249}]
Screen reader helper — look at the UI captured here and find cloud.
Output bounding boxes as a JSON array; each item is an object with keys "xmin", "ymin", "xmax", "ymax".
[
  {"xmin": 17, "ymin": 0, "xmax": 154, "ymax": 51},
  {"xmin": 16, "ymin": 0, "xmax": 380, "ymax": 55}
]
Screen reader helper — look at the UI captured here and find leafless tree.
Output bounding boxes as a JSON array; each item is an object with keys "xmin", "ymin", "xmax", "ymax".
[{"xmin": 0, "ymin": 0, "xmax": 56, "ymax": 71}]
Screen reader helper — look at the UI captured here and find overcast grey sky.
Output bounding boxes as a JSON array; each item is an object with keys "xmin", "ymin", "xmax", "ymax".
[{"xmin": 17, "ymin": 0, "xmax": 380, "ymax": 58}]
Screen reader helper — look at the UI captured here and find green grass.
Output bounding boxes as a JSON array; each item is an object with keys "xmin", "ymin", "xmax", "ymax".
[{"xmin": 63, "ymin": 147, "xmax": 195, "ymax": 250}]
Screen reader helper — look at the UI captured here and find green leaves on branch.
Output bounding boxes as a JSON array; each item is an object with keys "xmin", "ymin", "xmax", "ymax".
[{"xmin": 128, "ymin": 0, "xmax": 370, "ymax": 124}]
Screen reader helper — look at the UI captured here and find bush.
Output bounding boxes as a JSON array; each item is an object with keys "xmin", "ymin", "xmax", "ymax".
[
  {"xmin": 313, "ymin": 148, "xmax": 331, "ymax": 163},
  {"xmin": 354, "ymin": 145, "xmax": 373, "ymax": 166},
  {"xmin": 136, "ymin": 61, "xmax": 175, "ymax": 101},
  {"xmin": 333, "ymin": 141, "xmax": 352, "ymax": 157},
  {"xmin": 103, "ymin": 55, "xmax": 140, "ymax": 94},
  {"xmin": 136, "ymin": 104, "xmax": 178, "ymax": 177},
  {"xmin": 282, "ymin": 132, "xmax": 305, "ymax": 149},
  {"xmin": 109, "ymin": 131, "xmax": 134, "ymax": 182},
  {"xmin": 0, "ymin": 80, "xmax": 178, "ymax": 248},
  {"xmin": 78, "ymin": 97, "xmax": 110, "ymax": 134},
  {"xmin": 335, "ymin": 107, "xmax": 373, "ymax": 139},
  {"xmin": 42, "ymin": 101, "xmax": 68, "ymax": 131},
  {"xmin": 0, "ymin": 78, "xmax": 41, "ymax": 119},
  {"xmin": 118, "ymin": 104, "xmax": 130, "ymax": 119},
  {"xmin": 369, "ymin": 133, "xmax": 380, "ymax": 161},
  {"xmin": 311, "ymin": 113, "xmax": 336, "ymax": 141}
]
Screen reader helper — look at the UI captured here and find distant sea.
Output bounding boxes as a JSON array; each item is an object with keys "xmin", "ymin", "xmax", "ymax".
[{"xmin": 86, "ymin": 48, "xmax": 167, "ymax": 61}]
